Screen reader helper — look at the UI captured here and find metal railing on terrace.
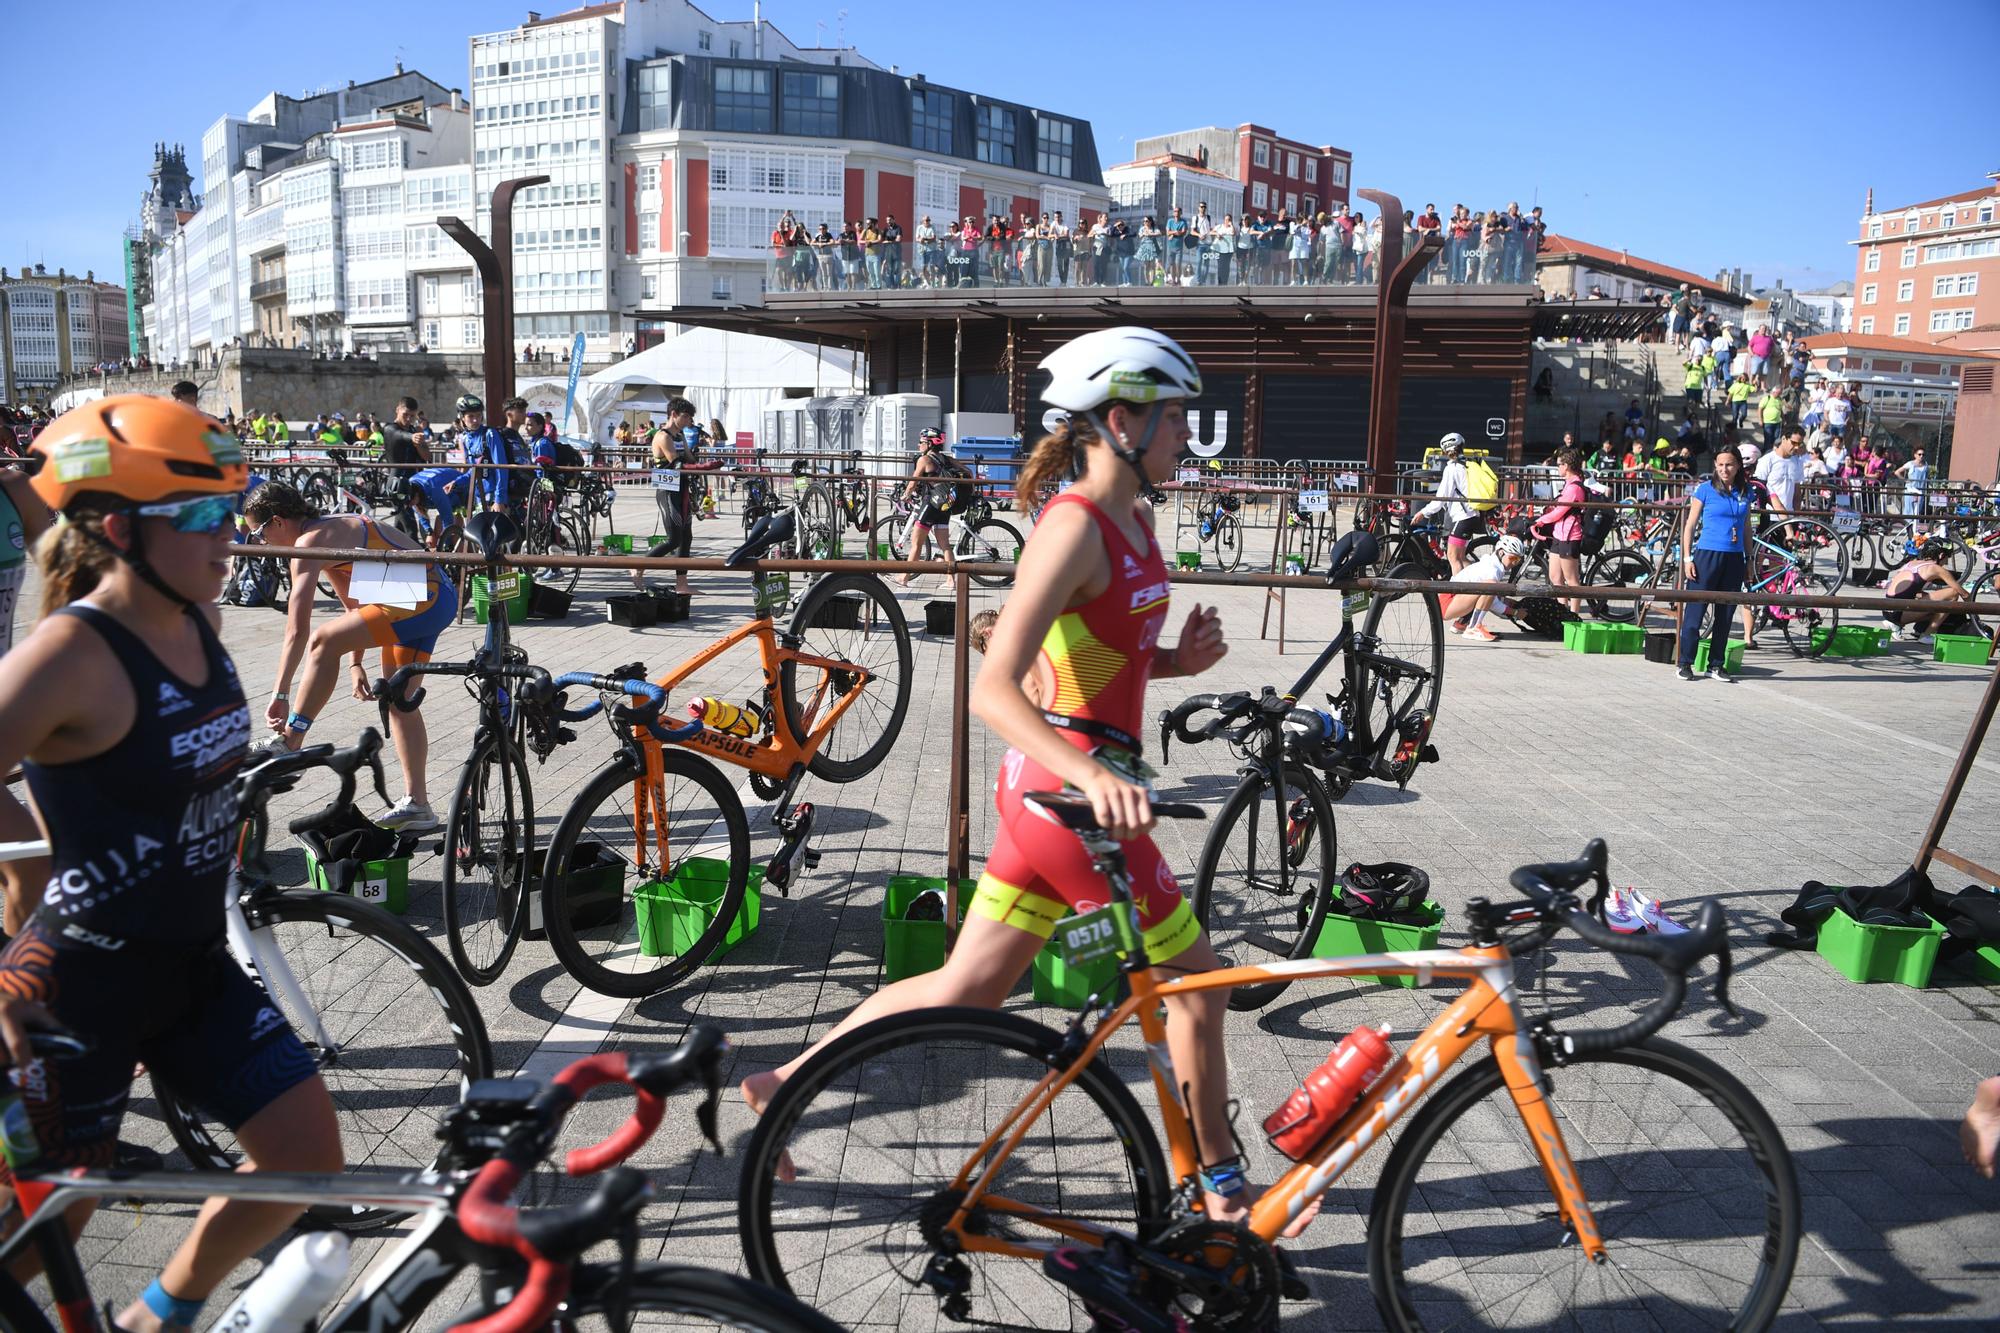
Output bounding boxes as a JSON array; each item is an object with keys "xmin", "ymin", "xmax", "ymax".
[{"xmin": 760, "ymin": 229, "xmax": 1539, "ymax": 295}]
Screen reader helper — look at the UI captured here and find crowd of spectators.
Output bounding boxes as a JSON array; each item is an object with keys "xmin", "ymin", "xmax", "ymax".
[{"xmin": 764, "ymin": 200, "xmax": 1546, "ymax": 291}]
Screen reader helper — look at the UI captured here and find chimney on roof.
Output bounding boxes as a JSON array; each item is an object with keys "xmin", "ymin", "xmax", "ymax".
[
  {"xmin": 451, "ymin": 88, "xmax": 462, "ymax": 110},
  {"xmin": 86, "ymin": 270, "xmax": 93, "ymax": 282},
  {"xmin": 527, "ymin": 10, "xmax": 540, "ymax": 21},
  {"xmin": 1864, "ymin": 186, "xmax": 1874, "ymax": 216}
]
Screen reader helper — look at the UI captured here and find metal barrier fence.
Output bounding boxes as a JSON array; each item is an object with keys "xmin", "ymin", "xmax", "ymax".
[{"xmin": 240, "ymin": 539, "xmax": 2000, "ymax": 914}]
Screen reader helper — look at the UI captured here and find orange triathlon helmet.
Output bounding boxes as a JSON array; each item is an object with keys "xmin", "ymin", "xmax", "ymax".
[{"xmin": 28, "ymin": 395, "xmax": 246, "ymax": 514}]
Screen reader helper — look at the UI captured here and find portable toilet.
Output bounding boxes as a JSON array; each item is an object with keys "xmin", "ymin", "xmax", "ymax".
[{"xmin": 862, "ymin": 393, "xmax": 942, "ymax": 469}]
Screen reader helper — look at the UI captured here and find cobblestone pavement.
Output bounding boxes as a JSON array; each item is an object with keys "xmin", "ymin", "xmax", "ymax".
[{"xmin": 17, "ymin": 487, "xmax": 1999, "ymax": 1328}]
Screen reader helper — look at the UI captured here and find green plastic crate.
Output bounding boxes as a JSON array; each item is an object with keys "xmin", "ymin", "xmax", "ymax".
[
  {"xmin": 1815, "ymin": 906, "xmax": 1945, "ymax": 986},
  {"xmin": 471, "ymin": 573, "xmax": 529, "ymax": 625},
  {"xmin": 602, "ymin": 533, "xmax": 635, "ymax": 554},
  {"xmin": 1310, "ymin": 901, "xmax": 1444, "ymax": 988},
  {"xmin": 1692, "ymin": 639, "xmax": 1746, "ymax": 673},
  {"xmin": 1564, "ymin": 621, "xmax": 1645, "ymax": 654},
  {"xmin": 1032, "ymin": 936, "xmax": 1120, "ymax": 1008},
  {"xmin": 306, "ymin": 848, "xmax": 410, "ymax": 915},
  {"xmin": 1175, "ymin": 550, "xmax": 1202, "ymax": 570},
  {"xmin": 1934, "ymin": 633, "xmax": 1993, "ymax": 666},
  {"xmin": 883, "ymin": 876, "xmax": 977, "ymax": 981},
  {"xmin": 1811, "ymin": 624, "xmax": 1889, "ymax": 657},
  {"xmin": 1954, "ymin": 943, "xmax": 2000, "ymax": 984},
  {"xmin": 646, "ymin": 533, "xmax": 670, "ymax": 548},
  {"xmin": 873, "ymin": 541, "xmax": 893, "ymax": 561},
  {"xmin": 633, "ymin": 857, "xmax": 765, "ymax": 961}
]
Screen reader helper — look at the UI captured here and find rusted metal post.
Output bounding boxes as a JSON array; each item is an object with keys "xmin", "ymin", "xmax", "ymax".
[
  {"xmin": 947, "ymin": 568, "xmax": 973, "ymax": 936},
  {"xmin": 1914, "ymin": 658, "xmax": 2000, "ymax": 887},
  {"xmin": 438, "ymin": 174, "xmax": 548, "ymax": 406},
  {"xmin": 1357, "ymin": 188, "xmax": 1441, "ymax": 490}
]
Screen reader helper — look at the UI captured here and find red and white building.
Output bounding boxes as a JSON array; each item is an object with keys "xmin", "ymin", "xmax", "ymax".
[
  {"xmin": 1102, "ymin": 153, "xmax": 1242, "ymax": 225},
  {"xmin": 1534, "ymin": 234, "xmax": 1747, "ymax": 321},
  {"xmin": 1851, "ymin": 177, "xmax": 2000, "ymax": 347},
  {"xmin": 1800, "ymin": 331, "xmax": 1998, "ymax": 482},
  {"xmin": 1131, "ymin": 125, "xmax": 1351, "ymax": 219}
]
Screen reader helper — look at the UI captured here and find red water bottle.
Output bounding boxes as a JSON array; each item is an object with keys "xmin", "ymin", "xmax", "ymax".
[{"xmin": 1262, "ymin": 1023, "xmax": 1393, "ymax": 1160}]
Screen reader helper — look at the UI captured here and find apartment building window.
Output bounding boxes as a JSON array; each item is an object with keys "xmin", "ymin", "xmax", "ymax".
[
  {"xmin": 781, "ymin": 71, "xmax": 839, "ymax": 136},
  {"xmin": 642, "ymin": 274, "xmax": 657, "ymax": 302},
  {"xmin": 1304, "ymin": 159, "xmax": 1317, "ymax": 184},
  {"xmin": 730, "ymin": 39, "xmax": 742, "ymax": 58},
  {"xmin": 1942, "ymin": 210, "xmax": 1957, "ymax": 228},
  {"xmin": 975, "ymin": 104, "xmax": 1015, "ymax": 166},
  {"xmin": 1285, "ymin": 152, "xmax": 1299, "ymax": 178},
  {"xmin": 1894, "ymin": 314, "xmax": 1911, "ymax": 336},
  {"xmin": 637, "ymin": 163, "xmax": 658, "ymax": 193},
  {"xmin": 1036, "ymin": 117, "xmax": 1074, "ymax": 178},
  {"xmin": 917, "ymin": 162, "xmax": 959, "ymax": 218},
  {"xmin": 1864, "ymin": 250, "xmax": 1880, "ymax": 272},
  {"xmin": 1867, "ymin": 221, "xmax": 1882, "ymax": 239},
  {"xmin": 637, "ymin": 64, "xmax": 672, "ymax": 131},
  {"xmin": 712, "ymin": 274, "xmax": 733, "ymax": 301},
  {"xmin": 1931, "ymin": 308, "xmax": 1975, "ymax": 332},
  {"xmin": 911, "ymin": 88, "xmax": 953, "ymax": 154},
  {"xmin": 638, "ymin": 210, "xmax": 659, "ymax": 252},
  {"xmin": 1901, "ymin": 244, "xmax": 1917, "ymax": 268},
  {"xmin": 1933, "ymin": 273, "xmax": 1978, "ymax": 297},
  {"xmin": 1251, "ymin": 181, "xmax": 1268, "ymax": 209},
  {"xmin": 1982, "ymin": 202, "xmax": 1995, "ymax": 223},
  {"xmin": 1861, "ymin": 283, "xmax": 1876, "ymax": 304},
  {"xmin": 1858, "ymin": 316, "xmax": 1874, "ymax": 334},
  {"xmin": 697, "ymin": 31, "xmax": 712, "ymax": 50},
  {"xmin": 714, "ymin": 66, "xmax": 772, "ymax": 133},
  {"xmin": 1302, "ymin": 194, "xmax": 1316, "ymax": 214},
  {"xmin": 1897, "ymin": 280, "xmax": 1913, "ymax": 301},
  {"xmin": 1330, "ymin": 160, "xmax": 1347, "ymax": 187}
]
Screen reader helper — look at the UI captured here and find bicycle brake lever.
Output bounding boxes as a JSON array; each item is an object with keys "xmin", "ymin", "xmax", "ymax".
[
  {"xmin": 368, "ymin": 751, "xmax": 391, "ymax": 808},
  {"xmin": 696, "ymin": 1084, "xmax": 723, "ymax": 1155}
]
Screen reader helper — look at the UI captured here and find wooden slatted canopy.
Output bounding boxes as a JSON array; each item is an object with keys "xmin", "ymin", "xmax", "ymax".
[{"xmin": 645, "ymin": 285, "xmax": 1592, "ymax": 462}]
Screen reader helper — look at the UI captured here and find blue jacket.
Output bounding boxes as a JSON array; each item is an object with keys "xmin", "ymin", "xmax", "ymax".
[{"xmin": 462, "ymin": 426, "xmax": 520, "ymax": 506}]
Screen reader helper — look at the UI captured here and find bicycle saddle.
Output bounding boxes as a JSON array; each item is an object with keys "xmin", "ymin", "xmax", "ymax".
[
  {"xmin": 1322, "ymin": 530, "xmax": 1379, "ymax": 585},
  {"xmin": 465, "ymin": 509, "xmax": 519, "ymax": 560},
  {"xmin": 726, "ymin": 509, "xmax": 795, "ymax": 568}
]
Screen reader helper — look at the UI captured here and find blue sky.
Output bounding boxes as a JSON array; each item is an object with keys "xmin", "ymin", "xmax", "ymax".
[{"xmin": 6, "ymin": 0, "xmax": 1995, "ymax": 295}]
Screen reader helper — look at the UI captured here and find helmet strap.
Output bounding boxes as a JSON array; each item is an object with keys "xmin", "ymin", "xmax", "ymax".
[{"xmin": 89, "ymin": 512, "xmax": 198, "ymax": 612}]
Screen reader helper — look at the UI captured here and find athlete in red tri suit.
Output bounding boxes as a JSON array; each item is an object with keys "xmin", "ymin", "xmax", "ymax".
[{"xmin": 743, "ymin": 328, "xmax": 1310, "ymax": 1233}]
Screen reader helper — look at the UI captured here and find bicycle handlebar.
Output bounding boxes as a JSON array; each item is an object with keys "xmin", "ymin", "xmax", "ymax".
[
  {"xmin": 1156, "ymin": 691, "xmax": 1260, "ymax": 763},
  {"xmin": 234, "ymin": 728, "xmax": 389, "ymax": 835},
  {"xmin": 372, "ymin": 657, "xmax": 553, "ymax": 726},
  {"xmin": 453, "ymin": 1027, "xmax": 729, "ymax": 1333},
  {"xmin": 1506, "ymin": 838, "xmax": 1737, "ymax": 1059},
  {"xmin": 548, "ymin": 670, "xmax": 702, "ymax": 744}
]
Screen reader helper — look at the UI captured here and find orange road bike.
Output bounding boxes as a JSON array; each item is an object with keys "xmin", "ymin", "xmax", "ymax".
[
  {"xmin": 738, "ymin": 806, "xmax": 1801, "ymax": 1331},
  {"xmin": 534, "ymin": 523, "xmax": 913, "ymax": 998}
]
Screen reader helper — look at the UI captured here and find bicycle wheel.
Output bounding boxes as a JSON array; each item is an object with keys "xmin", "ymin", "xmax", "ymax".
[
  {"xmin": 1360, "ymin": 561, "xmax": 1446, "ymax": 729},
  {"xmin": 739, "ymin": 1007, "xmax": 1172, "ymax": 1330},
  {"xmin": 559, "ymin": 1263, "xmax": 847, "ymax": 1333},
  {"xmin": 1761, "ymin": 516, "xmax": 1849, "ymax": 589},
  {"xmin": 1212, "ymin": 512, "xmax": 1244, "ymax": 572},
  {"xmin": 156, "ymin": 889, "xmax": 493, "ymax": 1231},
  {"xmin": 1583, "ymin": 547, "xmax": 1659, "ymax": 623},
  {"xmin": 1191, "ymin": 764, "xmax": 1338, "ymax": 1012},
  {"xmin": 542, "ymin": 747, "xmax": 749, "ymax": 999},
  {"xmin": 783, "ymin": 572, "xmax": 914, "ymax": 783},
  {"xmin": 442, "ymin": 730, "xmax": 535, "ymax": 986},
  {"xmin": 1367, "ymin": 1039, "xmax": 1801, "ymax": 1332},
  {"xmin": 1968, "ymin": 569, "xmax": 1998, "ymax": 641},
  {"xmin": 957, "ymin": 516, "xmax": 1024, "ymax": 588},
  {"xmin": 1772, "ymin": 571, "xmax": 1840, "ymax": 658},
  {"xmin": 528, "ymin": 512, "xmax": 587, "ymax": 593}
]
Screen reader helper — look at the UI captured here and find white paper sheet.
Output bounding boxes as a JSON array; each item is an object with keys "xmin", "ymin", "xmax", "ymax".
[{"xmin": 349, "ymin": 560, "xmax": 429, "ymax": 609}]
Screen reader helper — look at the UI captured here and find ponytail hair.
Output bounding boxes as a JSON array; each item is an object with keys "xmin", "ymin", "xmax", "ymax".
[
  {"xmin": 1017, "ymin": 416, "xmax": 1087, "ymax": 508},
  {"xmin": 36, "ymin": 510, "xmax": 117, "ymax": 620}
]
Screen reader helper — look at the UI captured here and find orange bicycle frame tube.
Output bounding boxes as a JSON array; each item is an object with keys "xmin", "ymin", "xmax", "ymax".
[{"xmin": 648, "ymin": 617, "xmax": 875, "ymax": 778}]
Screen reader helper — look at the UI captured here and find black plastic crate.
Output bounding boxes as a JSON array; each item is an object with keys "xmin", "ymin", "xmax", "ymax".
[
  {"xmin": 608, "ymin": 594, "xmax": 659, "ymax": 628},
  {"xmin": 924, "ymin": 599, "xmax": 956, "ymax": 635}
]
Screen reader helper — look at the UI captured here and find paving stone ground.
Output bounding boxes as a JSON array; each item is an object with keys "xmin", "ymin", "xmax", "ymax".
[{"xmin": 15, "ymin": 485, "xmax": 1999, "ymax": 1328}]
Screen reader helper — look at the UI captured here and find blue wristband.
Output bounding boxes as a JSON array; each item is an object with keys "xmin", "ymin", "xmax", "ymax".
[
  {"xmin": 286, "ymin": 712, "xmax": 313, "ymax": 734},
  {"xmin": 142, "ymin": 1278, "xmax": 205, "ymax": 1327},
  {"xmin": 1198, "ymin": 1158, "xmax": 1248, "ymax": 1198}
]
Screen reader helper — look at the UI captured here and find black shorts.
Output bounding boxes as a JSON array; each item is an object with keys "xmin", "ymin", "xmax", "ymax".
[
  {"xmin": 1547, "ymin": 538, "xmax": 1582, "ymax": 558},
  {"xmin": 1448, "ymin": 515, "xmax": 1486, "ymax": 544},
  {"xmin": 917, "ymin": 504, "xmax": 952, "ymax": 530},
  {"xmin": 0, "ymin": 924, "xmax": 317, "ymax": 1172},
  {"xmin": 655, "ymin": 492, "xmax": 692, "ymax": 557}
]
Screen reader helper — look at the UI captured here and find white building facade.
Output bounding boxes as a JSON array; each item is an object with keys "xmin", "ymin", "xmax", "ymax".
[{"xmin": 1104, "ymin": 154, "xmax": 1242, "ymax": 225}]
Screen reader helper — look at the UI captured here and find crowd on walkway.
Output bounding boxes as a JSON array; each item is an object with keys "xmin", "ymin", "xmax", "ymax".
[{"xmin": 765, "ymin": 200, "xmax": 1546, "ymax": 291}]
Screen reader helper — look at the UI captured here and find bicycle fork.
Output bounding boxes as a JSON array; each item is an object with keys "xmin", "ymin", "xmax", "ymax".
[{"xmin": 1493, "ymin": 1034, "xmax": 1608, "ymax": 1262}]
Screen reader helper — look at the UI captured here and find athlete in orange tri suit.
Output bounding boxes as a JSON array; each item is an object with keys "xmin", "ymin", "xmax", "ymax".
[
  {"xmin": 743, "ymin": 329, "xmax": 1312, "ymax": 1233},
  {"xmin": 244, "ymin": 481, "xmax": 453, "ymax": 831}
]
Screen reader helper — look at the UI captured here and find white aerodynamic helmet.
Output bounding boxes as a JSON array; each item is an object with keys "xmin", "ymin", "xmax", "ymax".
[
  {"xmin": 1438, "ymin": 432, "xmax": 1466, "ymax": 455},
  {"xmin": 1037, "ymin": 328, "xmax": 1203, "ymax": 414},
  {"xmin": 1494, "ymin": 534, "xmax": 1527, "ymax": 562}
]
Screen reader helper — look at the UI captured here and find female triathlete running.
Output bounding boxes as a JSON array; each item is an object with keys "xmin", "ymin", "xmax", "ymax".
[
  {"xmin": 0, "ymin": 397, "xmax": 341, "ymax": 1333},
  {"xmin": 744, "ymin": 328, "xmax": 1312, "ymax": 1232},
  {"xmin": 244, "ymin": 480, "xmax": 453, "ymax": 831}
]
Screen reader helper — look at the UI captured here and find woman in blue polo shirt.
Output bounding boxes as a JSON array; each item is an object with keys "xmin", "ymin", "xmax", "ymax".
[{"xmin": 1676, "ymin": 443, "xmax": 1753, "ymax": 681}]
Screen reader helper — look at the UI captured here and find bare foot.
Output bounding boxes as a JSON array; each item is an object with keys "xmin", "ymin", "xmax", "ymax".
[
  {"xmin": 741, "ymin": 1070, "xmax": 796, "ymax": 1182},
  {"xmin": 1962, "ymin": 1075, "xmax": 2000, "ymax": 1180}
]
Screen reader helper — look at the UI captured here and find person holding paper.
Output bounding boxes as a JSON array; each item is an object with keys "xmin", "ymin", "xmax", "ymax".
[{"xmin": 243, "ymin": 481, "xmax": 451, "ymax": 831}]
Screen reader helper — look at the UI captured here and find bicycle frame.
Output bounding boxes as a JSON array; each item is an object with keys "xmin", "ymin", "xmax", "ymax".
[
  {"xmin": 649, "ymin": 611, "xmax": 876, "ymax": 779},
  {"xmin": 937, "ymin": 937, "xmax": 1601, "ymax": 1263}
]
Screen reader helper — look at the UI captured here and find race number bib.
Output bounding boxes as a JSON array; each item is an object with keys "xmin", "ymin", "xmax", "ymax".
[
  {"xmin": 1177, "ymin": 467, "xmax": 1200, "ymax": 485},
  {"xmin": 1297, "ymin": 489, "xmax": 1330, "ymax": 514},
  {"xmin": 1832, "ymin": 510, "xmax": 1860, "ymax": 534},
  {"xmin": 1058, "ymin": 903, "xmax": 1141, "ymax": 968},
  {"xmin": 652, "ymin": 468, "xmax": 682, "ymax": 491}
]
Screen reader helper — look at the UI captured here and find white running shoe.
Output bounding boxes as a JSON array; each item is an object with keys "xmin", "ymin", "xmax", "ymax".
[
  {"xmin": 379, "ymin": 798, "xmax": 439, "ymax": 833},
  {"xmin": 1628, "ymin": 888, "xmax": 1691, "ymax": 935},
  {"xmin": 1600, "ymin": 886, "xmax": 1648, "ymax": 934}
]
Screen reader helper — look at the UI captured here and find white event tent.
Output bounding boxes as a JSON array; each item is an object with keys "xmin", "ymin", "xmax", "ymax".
[{"xmin": 578, "ymin": 328, "xmax": 865, "ymax": 443}]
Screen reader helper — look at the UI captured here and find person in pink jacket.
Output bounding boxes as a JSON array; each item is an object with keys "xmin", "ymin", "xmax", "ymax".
[
  {"xmin": 1746, "ymin": 325, "xmax": 1777, "ymax": 386},
  {"xmin": 1532, "ymin": 447, "xmax": 1589, "ymax": 615}
]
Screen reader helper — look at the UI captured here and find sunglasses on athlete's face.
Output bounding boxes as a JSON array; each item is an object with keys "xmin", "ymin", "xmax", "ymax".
[{"xmin": 137, "ymin": 494, "xmax": 241, "ymax": 535}]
